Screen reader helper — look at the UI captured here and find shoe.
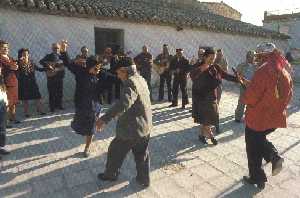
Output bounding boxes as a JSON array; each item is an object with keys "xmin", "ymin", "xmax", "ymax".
[
  {"xmin": 181, "ymin": 105, "xmax": 185, "ymax": 109},
  {"xmin": 58, "ymin": 107, "xmax": 65, "ymax": 110},
  {"xmin": 136, "ymin": 177, "xmax": 150, "ymax": 187},
  {"xmin": 272, "ymin": 157, "xmax": 284, "ymax": 176},
  {"xmin": 37, "ymin": 111, "xmax": 46, "ymax": 116},
  {"xmin": 6, "ymin": 125, "xmax": 13, "ymax": 129},
  {"xmin": 50, "ymin": 109, "xmax": 55, "ymax": 113},
  {"xmin": 97, "ymin": 173, "xmax": 118, "ymax": 181},
  {"xmin": 235, "ymin": 119, "xmax": 242, "ymax": 123},
  {"xmin": 0, "ymin": 148, "xmax": 10, "ymax": 155},
  {"xmin": 14, "ymin": 120, "xmax": 21, "ymax": 124},
  {"xmin": 168, "ymin": 103, "xmax": 178, "ymax": 108},
  {"xmin": 198, "ymin": 135, "xmax": 208, "ymax": 144},
  {"xmin": 211, "ymin": 137, "xmax": 218, "ymax": 145},
  {"xmin": 82, "ymin": 151, "xmax": 90, "ymax": 158},
  {"xmin": 25, "ymin": 114, "xmax": 31, "ymax": 118},
  {"xmin": 243, "ymin": 176, "xmax": 265, "ymax": 189}
]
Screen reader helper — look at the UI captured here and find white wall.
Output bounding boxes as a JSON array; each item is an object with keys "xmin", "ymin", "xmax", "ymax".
[{"xmin": 0, "ymin": 9, "xmax": 289, "ymax": 101}]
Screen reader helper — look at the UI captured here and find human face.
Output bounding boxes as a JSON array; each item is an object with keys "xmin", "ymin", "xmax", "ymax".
[
  {"xmin": 81, "ymin": 47, "xmax": 89, "ymax": 56},
  {"xmin": 204, "ymin": 53, "xmax": 216, "ymax": 65},
  {"xmin": 0, "ymin": 44, "xmax": 9, "ymax": 56},
  {"xmin": 22, "ymin": 50, "xmax": 30, "ymax": 62},
  {"xmin": 142, "ymin": 46, "xmax": 148, "ymax": 53},
  {"xmin": 176, "ymin": 50, "xmax": 183, "ymax": 58},
  {"xmin": 116, "ymin": 68, "xmax": 128, "ymax": 81},
  {"xmin": 198, "ymin": 49, "xmax": 205, "ymax": 59},
  {"xmin": 104, "ymin": 48, "xmax": 112, "ymax": 57},
  {"xmin": 246, "ymin": 54, "xmax": 255, "ymax": 64},
  {"xmin": 52, "ymin": 44, "xmax": 60, "ymax": 54}
]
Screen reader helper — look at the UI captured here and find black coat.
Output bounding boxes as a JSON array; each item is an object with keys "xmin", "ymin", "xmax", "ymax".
[
  {"xmin": 169, "ymin": 56, "xmax": 191, "ymax": 78},
  {"xmin": 39, "ymin": 52, "xmax": 66, "ymax": 79}
]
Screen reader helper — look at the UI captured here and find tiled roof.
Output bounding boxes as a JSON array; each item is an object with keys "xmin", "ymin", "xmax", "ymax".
[{"xmin": 0, "ymin": 0, "xmax": 290, "ymax": 39}]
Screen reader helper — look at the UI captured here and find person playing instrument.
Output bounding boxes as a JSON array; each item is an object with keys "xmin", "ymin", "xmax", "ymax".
[
  {"xmin": 154, "ymin": 44, "xmax": 173, "ymax": 102},
  {"xmin": 134, "ymin": 45, "xmax": 153, "ymax": 101},
  {"xmin": 18, "ymin": 48, "xmax": 46, "ymax": 117},
  {"xmin": 190, "ymin": 47, "xmax": 241, "ymax": 145},
  {"xmin": 169, "ymin": 48, "xmax": 190, "ymax": 109},
  {"xmin": 0, "ymin": 40, "xmax": 20, "ymax": 125},
  {"xmin": 39, "ymin": 42, "xmax": 66, "ymax": 113}
]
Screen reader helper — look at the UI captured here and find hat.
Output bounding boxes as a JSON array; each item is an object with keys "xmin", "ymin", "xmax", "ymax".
[
  {"xmin": 176, "ymin": 48, "xmax": 183, "ymax": 52},
  {"xmin": 115, "ymin": 56, "xmax": 134, "ymax": 70},
  {"xmin": 163, "ymin": 44, "xmax": 168, "ymax": 47},
  {"xmin": 86, "ymin": 56, "xmax": 100, "ymax": 70},
  {"xmin": 256, "ymin": 42, "xmax": 276, "ymax": 54}
]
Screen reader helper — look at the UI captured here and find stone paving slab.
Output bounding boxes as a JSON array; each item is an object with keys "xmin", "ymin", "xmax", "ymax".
[{"xmin": 0, "ymin": 84, "xmax": 300, "ymax": 198}]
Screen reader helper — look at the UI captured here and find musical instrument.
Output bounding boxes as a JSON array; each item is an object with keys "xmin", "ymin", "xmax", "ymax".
[
  {"xmin": 153, "ymin": 56, "xmax": 170, "ymax": 75},
  {"xmin": 45, "ymin": 61, "xmax": 64, "ymax": 77}
]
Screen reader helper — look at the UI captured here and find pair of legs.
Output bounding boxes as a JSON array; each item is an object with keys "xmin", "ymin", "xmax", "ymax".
[
  {"xmin": 100, "ymin": 136, "xmax": 150, "ymax": 185},
  {"xmin": 23, "ymin": 99, "xmax": 45, "ymax": 116},
  {"xmin": 244, "ymin": 127, "xmax": 282, "ymax": 187},
  {"xmin": 158, "ymin": 71, "xmax": 172, "ymax": 101},
  {"xmin": 199, "ymin": 124, "xmax": 218, "ymax": 145},
  {"xmin": 47, "ymin": 77, "xmax": 64, "ymax": 112},
  {"xmin": 7, "ymin": 104, "xmax": 19, "ymax": 123},
  {"xmin": 170, "ymin": 75, "xmax": 188, "ymax": 108}
]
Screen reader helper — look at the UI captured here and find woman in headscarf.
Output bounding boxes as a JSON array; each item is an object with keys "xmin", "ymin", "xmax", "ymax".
[{"xmin": 190, "ymin": 47, "xmax": 241, "ymax": 145}]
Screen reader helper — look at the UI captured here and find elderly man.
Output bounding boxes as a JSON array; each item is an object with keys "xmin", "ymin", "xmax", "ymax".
[
  {"xmin": 134, "ymin": 45, "xmax": 153, "ymax": 101},
  {"xmin": 234, "ymin": 51, "xmax": 257, "ymax": 122},
  {"xmin": 240, "ymin": 43, "xmax": 293, "ymax": 189},
  {"xmin": 40, "ymin": 42, "xmax": 68, "ymax": 112},
  {"xmin": 96, "ymin": 57, "xmax": 152, "ymax": 187}
]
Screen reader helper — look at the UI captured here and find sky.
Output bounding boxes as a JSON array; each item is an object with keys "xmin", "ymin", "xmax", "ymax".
[{"xmin": 201, "ymin": 0, "xmax": 300, "ymax": 26}]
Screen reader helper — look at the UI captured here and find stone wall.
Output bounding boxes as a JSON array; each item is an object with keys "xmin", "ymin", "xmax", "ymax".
[
  {"xmin": 201, "ymin": 2, "xmax": 242, "ymax": 21},
  {"xmin": 0, "ymin": 9, "xmax": 288, "ymax": 101}
]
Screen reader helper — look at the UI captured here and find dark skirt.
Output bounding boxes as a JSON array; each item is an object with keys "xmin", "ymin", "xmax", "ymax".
[
  {"xmin": 192, "ymin": 100, "xmax": 219, "ymax": 126},
  {"xmin": 18, "ymin": 75, "xmax": 41, "ymax": 100},
  {"xmin": 71, "ymin": 102, "xmax": 101, "ymax": 136}
]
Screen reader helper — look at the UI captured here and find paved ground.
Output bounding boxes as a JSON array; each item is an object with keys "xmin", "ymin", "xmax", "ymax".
[{"xmin": 0, "ymin": 84, "xmax": 300, "ymax": 198}]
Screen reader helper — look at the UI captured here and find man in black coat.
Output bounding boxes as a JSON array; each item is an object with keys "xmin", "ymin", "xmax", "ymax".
[
  {"xmin": 40, "ymin": 42, "xmax": 68, "ymax": 112},
  {"xmin": 169, "ymin": 49, "xmax": 190, "ymax": 109}
]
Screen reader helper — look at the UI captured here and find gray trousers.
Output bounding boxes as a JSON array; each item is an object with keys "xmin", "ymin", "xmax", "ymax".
[
  {"xmin": 104, "ymin": 135, "xmax": 150, "ymax": 183},
  {"xmin": 235, "ymin": 87, "xmax": 246, "ymax": 121}
]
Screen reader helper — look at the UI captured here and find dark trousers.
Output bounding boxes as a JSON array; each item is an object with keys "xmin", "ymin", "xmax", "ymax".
[
  {"xmin": 245, "ymin": 127, "xmax": 279, "ymax": 183},
  {"xmin": 172, "ymin": 74, "xmax": 188, "ymax": 105},
  {"xmin": 107, "ymin": 79, "xmax": 121, "ymax": 104},
  {"xmin": 0, "ymin": 102, "xmax": 7, "ymax": 147},
  {"xmin": 47, "ymin": 77, "xmax": 64, "ymax": 111},
  {"xmin": 104, "ymin": 136, "xmax": 150, "ymax": 182},
  {"xmin": 159, "ymin": 71, "xmax": 172, "ymax": 101}
]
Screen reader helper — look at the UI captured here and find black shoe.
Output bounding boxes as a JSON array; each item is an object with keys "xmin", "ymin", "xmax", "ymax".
[
  {"xmin": 168, "ymin": 103, "xmax": 178, "ymax": 108},
  {"xmin": 58, "ymin": 107, "xmax": 65, "ymax": 110},
  {"xmin": 0, "ymin": 148, "xmax": 10, "ymax": 155},
  {"xmin": 181, "ymin": 105, "xmax": 186, "ymax": 109},
  {"xmin": 6, "ymin": 125, "xmax": 13, "ymax": 129},
  {"xmin": 136, "ymin": 177, "xmax": 150, "ymax": 187},
  {"xmin": 14, "ymin": 120, "xmax": 21, "ymax": 124},
  {"xmin": 97, "ymin": 173, "xmax": 118, "ymax": 181},
  {"xmin": 50, "ymin": 109, "xmax": 55, "ymax": 113},
  {"xmin": 198, "ymin": 135, "xmax": 208, "ymax": 144},
  {"xmin": 272, "ymin": 157, "xmax": 284, "ymax": 176},
  {"xmin": 211, "ymin": 137, "xmax": 218, "ymax": 145},
  {"xmin": 25, "ymin": 114, "xmax": 31, "ymax": 118},
  {"xmin": 235, "ymin": 119, "xmax": 242, "ymax": 123},
  {"xmin": 82, "ymin": 151, "xmax": 90, "ymax": 158},
  {"xmin": 37, "ymin": 111, "xmax": 46, "ymax": 116},
  {"xmin": 243, "ymin": 176, "xmax": 265, "ymax": 189}
]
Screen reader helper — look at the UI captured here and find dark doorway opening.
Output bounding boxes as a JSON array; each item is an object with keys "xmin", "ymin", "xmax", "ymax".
[{"xmin": 94, "ymin": 27, "xmax": 124, "ymax": 55}]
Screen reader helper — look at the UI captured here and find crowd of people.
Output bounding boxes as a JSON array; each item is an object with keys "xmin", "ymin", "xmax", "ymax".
[{"xmin": 0, "ymin": 39, "xmax": 293, "ymax": 189}]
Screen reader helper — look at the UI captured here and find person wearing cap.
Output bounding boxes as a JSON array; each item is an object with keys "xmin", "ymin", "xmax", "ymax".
[
  {"xmin": 39, "ymin": 42, "xmax": 67, "ymax": 112},
  {"xmin": 65, "ymin": 55, "xmax": 102, "ymax": 157},
  {"xmin": 134, "ymin": 45, "xmax": 153, "ymax": 101},
  {"xmin": 95, "ymin": 57, "xmax": 152, "ymax": 187},
  {"xmin": 234, "ymin": 50, "xmax": 257, "ymax": 122},
  {"xmin": 240, "ymin": 42, "xmax": 293, "ymax": 189},
  {"xmin": 153, "ymin": 44, "xmax": 173, "ymax": 102},
  {"xmin": 190, "ymin": 47, "xmax": 241, "ymax": 145},
  {"xmin": 169, "ymin": 48, "xmax": 190, "ymax": 109}
]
